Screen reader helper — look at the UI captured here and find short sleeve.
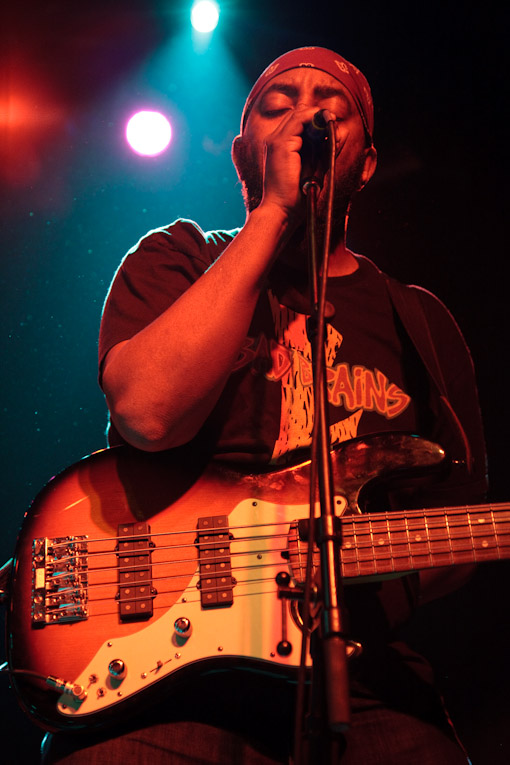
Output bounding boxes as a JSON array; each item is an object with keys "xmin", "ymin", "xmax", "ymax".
[{"xmin": 98, "ymin": 219, "xmax": 238, "ymax": 383}]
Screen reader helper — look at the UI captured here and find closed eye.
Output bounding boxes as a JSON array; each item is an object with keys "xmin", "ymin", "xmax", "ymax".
[{"xmin": 262, "ymin": 108, "xmax": 291, "ymax": 118}]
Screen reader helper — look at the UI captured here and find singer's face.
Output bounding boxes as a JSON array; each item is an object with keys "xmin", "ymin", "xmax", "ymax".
[{"xmin": 234, "ymin": 68, "xmax": 373, "ymax": 215}]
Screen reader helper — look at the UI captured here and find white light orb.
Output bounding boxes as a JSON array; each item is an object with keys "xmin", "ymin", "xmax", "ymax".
[{"xmin": 126, "ymin": 111, "xmax": 172, "ymax": 157}]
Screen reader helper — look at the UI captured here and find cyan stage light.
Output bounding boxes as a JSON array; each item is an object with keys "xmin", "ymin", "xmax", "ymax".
[{"xmin": 191, "ymin": 1, "xmax": 220, "ymax": 34}]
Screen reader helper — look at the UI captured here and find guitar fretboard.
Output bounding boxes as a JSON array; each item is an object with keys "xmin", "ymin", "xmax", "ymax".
[{"xmin": 338, "ymin": 503, "xmax": 510, "ymax": 578}]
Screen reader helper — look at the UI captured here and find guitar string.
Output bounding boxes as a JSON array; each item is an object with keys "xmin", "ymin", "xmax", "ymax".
[
  {"xmin": 46, "ymin": 547, "xmax": 291, "ymax": 592},
  {"xmin": 42, "ymin": 529, "xmax": 510, "ymax": 583},
  {"xmin": 42, "ymin": 520, "xmax": 510, "ymax": 615},
  {"xmin": 44, "ymin": 543, "xmax": 300, "ymax": 594},
  {"xmin": 41, "ymin": 500, "xmax": 510, "ymax": 555},
  {"xmin": 42, "ymin": 525, "xmax": 510, "ymax": 601},
  {"xmin": 41, "ymin": 559, "xmax": 294, "ymax": 609},
  {"xmin": 44, "ymin": 511, "xmax": 510, "ymax": 579},
  {"xmin": 43, "ymin": 502, "xmax": 510, "ymax": 561},
  {"xmin": 37, "ymin": 502, "xmax": 510, "ymax": 609},
  {"xmin": 45, "ymin": 523, "xmax": 510, "ymax": 590},
  {"xmin": 41, "ymin": 529, "xmax": 510, "ymax": 616},
  {"xmin": 46, "ymin": 543, "xmax": 440, "ymax": 613}
]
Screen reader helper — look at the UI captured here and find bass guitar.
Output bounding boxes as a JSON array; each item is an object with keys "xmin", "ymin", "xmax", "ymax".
[{"xmin": 5, "ymin": 433, "xmax": 509, "ymax": 731}]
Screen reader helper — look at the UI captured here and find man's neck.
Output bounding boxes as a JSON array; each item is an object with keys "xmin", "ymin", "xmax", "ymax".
[
  {"xmin": 327, "ymin": 241, "xmax": 359, "ymax": 276},
  {"xmin": 267, "ymin": 232, "xmax": 359, "ymax": 315},
  {"xmin": 278, "ymin": 224, "xmax": 359, "ymax": 277}
]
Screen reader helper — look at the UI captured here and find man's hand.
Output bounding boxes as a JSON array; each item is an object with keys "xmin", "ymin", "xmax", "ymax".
[{"xmin": 261, "ymin": 106, "xmax": 330, "ymax": 222}]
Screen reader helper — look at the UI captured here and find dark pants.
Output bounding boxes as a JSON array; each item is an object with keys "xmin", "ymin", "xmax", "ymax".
[
  {"xmin": 41, "ymin": 659, "xmax": 470, "ymax": 765},
  {"xmin": 42, "ymin": 704, "xmax": 470, "ymax": 765}
]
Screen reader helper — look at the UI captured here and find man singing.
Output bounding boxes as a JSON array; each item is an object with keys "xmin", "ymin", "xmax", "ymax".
[{"xmin": 44, "ymin": 46, "xmax": 487, "ymax": 764}]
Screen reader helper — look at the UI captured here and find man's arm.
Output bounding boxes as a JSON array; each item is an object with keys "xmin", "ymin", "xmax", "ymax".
[
  {"xmin": 101, "ymin": 104, "xmax": 330, "ymax": 451},
  {"xmin": 101, "ymin": 205, "xmax": 293, "ymax": 451}
]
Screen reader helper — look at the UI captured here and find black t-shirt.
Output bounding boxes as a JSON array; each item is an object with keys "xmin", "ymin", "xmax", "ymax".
[
  {"xmin": 99, "ymin": 220, "xmax": 427, "ymax": 463},
  {"xmin": 98, "ymin": 218, "xmax": 488, "ymax": 717}
]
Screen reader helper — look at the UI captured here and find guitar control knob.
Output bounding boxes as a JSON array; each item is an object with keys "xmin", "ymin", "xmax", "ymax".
[
  {"xmin": 277, "ymin": 640, "xmax": 292, "ymax": 657},
  {"xmin": 108, "ymin": 659, "xmax": 127, "ymax": 679},
  {"xmin": 174, "ymin": 617, "xmax": 192, "ymax": 640}
]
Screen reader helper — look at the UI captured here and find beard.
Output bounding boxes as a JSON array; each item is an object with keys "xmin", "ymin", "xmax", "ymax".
[{"xmin": 234, "ymin": 138, "xmax": 367, "ymax": 260}]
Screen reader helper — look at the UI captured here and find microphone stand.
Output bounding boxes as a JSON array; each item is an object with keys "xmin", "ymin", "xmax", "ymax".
[{"xmin": 294, "ymin": 119, "xmax": 350, "ymax": 764}]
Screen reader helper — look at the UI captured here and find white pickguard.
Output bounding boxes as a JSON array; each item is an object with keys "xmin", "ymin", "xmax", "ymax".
[{"xmin": 57, "ymin": 496, "xmax": 329, "ymax": 718}]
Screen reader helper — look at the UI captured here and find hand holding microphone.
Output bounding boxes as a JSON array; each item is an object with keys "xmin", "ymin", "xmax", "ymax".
[{"xmin": 259, "ymin": 106, "xmax": 337, "ymax": 220}]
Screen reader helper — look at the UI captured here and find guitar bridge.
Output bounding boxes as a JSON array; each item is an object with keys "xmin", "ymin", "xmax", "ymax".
[{"xmin": 31, "ymin": 536, "xmax": 88, "ymax": 626}]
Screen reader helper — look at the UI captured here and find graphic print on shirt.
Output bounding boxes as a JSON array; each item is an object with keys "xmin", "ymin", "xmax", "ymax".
[
  {"xmin": 233, "ymin": 292, "xmax": 411, "ymax": 463},
  {"xmin": 266, "ymin": 293, "xmax": 363, "ymax": 462}
]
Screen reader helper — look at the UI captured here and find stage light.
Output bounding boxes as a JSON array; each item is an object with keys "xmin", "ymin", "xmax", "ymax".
[
  {"xmin": 125, "ymin": 111, "xmax": 172, "ymax": 156},
  {"xmin": 190, "ymin": 1, "xmax": 220, "ymax": 34}
]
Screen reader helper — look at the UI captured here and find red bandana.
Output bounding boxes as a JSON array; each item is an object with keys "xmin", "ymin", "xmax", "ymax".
[{"xmin": 241, "ymin": 46, "xmax": 374, "ymax": 141}]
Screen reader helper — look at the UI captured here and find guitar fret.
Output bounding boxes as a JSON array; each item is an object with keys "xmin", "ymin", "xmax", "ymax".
[
  {"xmin": 467, "ymin": 511, "xmax": 476, "ymax": 561},
  {"xmin": 390, "ymin": 515, "xmax": 413, "ymax": 572},
  {"xmin": 366, "ymin": 515, "xmax": 376, "ymax": 577},
  {"xmin": 425, "ymin": 512, "xmax": 453, "ymax": 567},
  {"xmin": 386, "ymin": 514, "xmax": 395, "ymax": 574},
  {"xmin": 491, "ymin": 506, "xmax": 501, "ymax": 558},
  {"xmin": 384, "ymin": 516, "xmax": 408, "ymax": 560},
  {"xmin": 369, "ymin": 514, "xmax": 394, "ymax": 575},
  {"xmin": 465, "ymin": 508, "xmax": 506, "ymax": 562},
  {"xmin": 423, "ymin": 514, "xmax": 433, "ymax": 568},
  {"xmin": 405, "ymin": 514, "xmax": 431, "ymax": 569},
  {"xmin": 343, "ymin": 518, "xmax": 362, "ymax": 578},
  {"xmin": 404, "ymin": 514, "xmax": 413, "ymax": 571},
  {"xmin": 443, "ymin": 513, "xmax": 454, "ymax": 566}
]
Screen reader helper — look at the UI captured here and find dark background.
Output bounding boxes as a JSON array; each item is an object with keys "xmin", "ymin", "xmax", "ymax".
[{"xmin": 1, "ymin": 1, "xmax": 508, "ymax": 762}]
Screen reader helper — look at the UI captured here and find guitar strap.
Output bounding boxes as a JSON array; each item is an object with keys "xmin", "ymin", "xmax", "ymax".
[{"xmin": 385, "ymin": 276, "xmax": 473, "ymax": 472}]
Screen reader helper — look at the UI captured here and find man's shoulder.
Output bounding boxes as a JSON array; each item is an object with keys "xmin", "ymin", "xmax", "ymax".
[
  {"xmin": 127, "ymin": 218, "xmax": 241, "ymax": 262},
  {"xmin": 388, "ymin": 276, "xmax": 460, "ymax": 329},
  {"xmin": 356, "ymin": 254, "xmax": 457, "ymax": 325},
  {"xmin": 354, "ymin": 254, "xmax": 467, "ymax": 355}
]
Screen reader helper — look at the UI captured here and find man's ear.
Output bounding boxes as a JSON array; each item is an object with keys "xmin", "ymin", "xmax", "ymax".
[
  {"xmin": 231, "ymin": 134, "xmax": 243, "ymax": 173},
  {"xmin": 359, "ymin": 145, "xmax": 377, "ymax": 190}
]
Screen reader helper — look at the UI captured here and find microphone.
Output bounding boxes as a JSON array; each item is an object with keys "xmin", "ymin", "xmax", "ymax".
[
  {"xmin": 300, "ymin": 109, "xmax": 336, "ymax": 193},
  {"xmin": 309, "ymin": 108, "xmax": 336, "ymax": 131}
]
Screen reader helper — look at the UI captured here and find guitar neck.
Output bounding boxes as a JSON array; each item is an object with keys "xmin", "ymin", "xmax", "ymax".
[{"xmin": 340, "ymin": 502, "xmax": 510, "ymax": 579}]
